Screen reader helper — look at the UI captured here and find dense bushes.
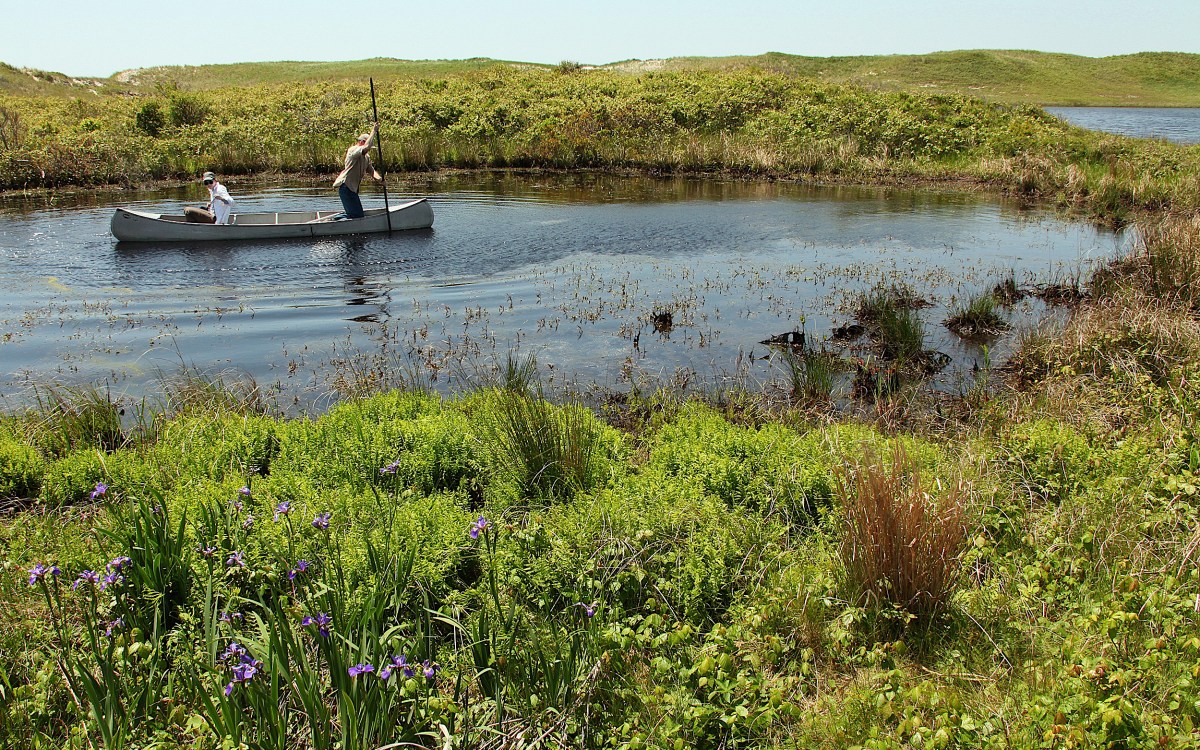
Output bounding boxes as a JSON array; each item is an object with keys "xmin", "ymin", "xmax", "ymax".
[{"xmin": 4, "ymin": 68, "xmax": 1198, "ymax": 217}]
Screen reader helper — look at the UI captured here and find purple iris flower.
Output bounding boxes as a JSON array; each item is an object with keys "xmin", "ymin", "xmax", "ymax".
[
  {"xmin": 380, "ymin": 460, "xmax": 400, "ymax": 475},
  {"xmin": 107, "ymin": 556, "xmax": 132, "ymax": 573},
  {"xmin": 422, "ymin": 659, "xmax": 438, "ymax": 679},
  {"xmin": 302, "ymin": 612, "xmax": 332, "ymax": 638},
  {"xmin": 230, "ymin": 499, "xmax": 244, "ymax": 512},
  {"xmin": 28, "ymin": 563, "xmax": 50, "ymax": 586},
  {"xmin": 101, "ymin": 572, "xmax": 123, "ymax": 590},
  {"xmin": 224, "ymin": 660, "xmax": 259, "ymax": 695},
  {"xmin": 287, "ymin": 559, "xmax": 310, "ymax": 580},
  {"xmin": 575, "ymin": 602, "xmax": 597, "ymax": 618},
  {"xmin": 219, "ymin": 611, "xmax": 244, "ymax": 624},
  {"xmin": 312, "ymin": 512, "xmax": 331, "ymax": 530},
  {"xmin": 273, "ymin": 501, "xmax": 291, "ymax": 522},
  {"xmin": 104, "ymin": 617, "xmax": 124, "ymax": 637},
  {"xmin": 239, "ymin": 486, "xmax": 252, "ymax": 497},
  {"xmin": 72, "ymin": 570, "xmax": 101, "ymax": 590},
  {"xmin": 469, "ymin": 515, "xmax": 489, "ymax": 539},
  {"xmin": 242, "ymin": 515, "xmax": 254, "ymax": 531},
  {"xmin": 200, "ymin": 545, "xmax": 218, "ymax": 558},
  {"xmin": 226, "ymin": 551, "xmax": 245, "ymax": 568},
  {"xmin": 90, "ymin": 482, "xmax": 108, "ymax": 500},
  {"xmin": 347, "ymin": 663, "xmax": 375, "ymax": 677},
  {"xmin": 221, "ymin": 642, "xmax": 248, "ymax": 663}
]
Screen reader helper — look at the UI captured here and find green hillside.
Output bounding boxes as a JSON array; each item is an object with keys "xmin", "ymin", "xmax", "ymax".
[
  {"xmin": 5, "ymin": 50, "xmax": 1200, "ymax": 105},
  {"xmin": 647, "ymin": 50, "xmax": 1200, "ymax": 106}
]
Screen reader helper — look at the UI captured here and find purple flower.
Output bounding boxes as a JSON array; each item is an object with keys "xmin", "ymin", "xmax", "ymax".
[
  {"xmin": 200, "ymin": 545, "xmax": 218, "ymax": 559},
  {"xmin": 224, "ymin": 659, "xmax": 259, "ymax": 695},
  {"xmin": 226, "ymin": 551, "xmax": 245, "ymax": 568},
  {"xmin": 312, "ymin": 512, "xmax": 331, "ymax": 530},
  {"xmin": 104, "ymin": 617, "xmax": 124, "ymax": 637},
  {"xmin": 347, "ymin": 663, "xmax": 375, "ymax": 678},
  {"xmin": 575, "ymin": 602, "xmax": 597, "ymax": 618},
  {"xmin": 242, "ymin": 515, "xmax": 254, "ymax": 531},
  {"xmin": 101, "ymin": 571, "xmax": 123, "ymax": 590},
  {"xmin": 273, "ymin": 501, "xmax": 291, "ymax": 522},
  {"xmin": 380, "ymin": 460, "xmax": 400, "ymax": 475},
  {"xmin": 230, "ymin": 499, "xmax": 244, "ymax": 512},
  {"xmin": 106, "ymin": 556, "xmax": 132, "ymax": 573},
  {"xmin": 380, "ymin": 655, "xmax": 409, "ymax": 680},
  {"xmin": 28, "ymin": 563, "xmax": 50, "ymax": 586},
  {"xmin": 469, "ymin": 515, "xmax": 489, "ymax": 540},
  {"xmin": 422, "ymin": 659, "xmax": 439, "ymax": 679},
  {"xmin": 239, "ymin": 486, "xmax": 252, "ymax": 497},
  {"xmin": 219, "ymin": 611, "xmax": 244, "ymax": 624},
  {"xmin": 220, "ymin": 642, "xmax": 248, "ymax": 663},
  {"xmin": 287, "ymin": 559, "xmax": 310, "ymax": 581},
  {"xmin": 302, "ymin": 612, "xmax": 332, "ymax": 638},
  {"xmin": 90, "ymin": 482, "xmax": 108, "ymax": 500},
  {"xmin": 72, "ymin": 570, "xmax": 101, "ymax": 590}
]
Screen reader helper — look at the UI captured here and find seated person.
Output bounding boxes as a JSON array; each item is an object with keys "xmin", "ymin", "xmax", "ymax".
[{"xmin": 184, "ymin": 171, "xmax": 236, "ymax": 223}]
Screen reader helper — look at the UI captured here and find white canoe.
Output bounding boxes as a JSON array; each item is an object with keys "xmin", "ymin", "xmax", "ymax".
[{"xmin": 111, "ymin": 198, "xmax": 434, "ymax": 242}]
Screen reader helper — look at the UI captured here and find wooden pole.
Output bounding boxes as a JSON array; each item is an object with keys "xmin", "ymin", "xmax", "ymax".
[{"xmin": 369, "ymin": 78, "xmax": 392, "ymax": 233}]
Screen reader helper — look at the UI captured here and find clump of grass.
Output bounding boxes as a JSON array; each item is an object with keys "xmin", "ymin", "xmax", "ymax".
[
  {"xmin": 157, "ymin": 367, "xmax": 270, "ymax": 418},
  {"xmin": 875, "ymin": 305, "xmax": 926, "ymax": 362},
  {"xmin": 837, "ymin": 446, "xmax": 969, "ymax": 621},
  {"xmin": 483, "ymin": 391, "xmax": 603, "ymax": 501},
  {"xmin": 853, "ymin": 282, "xmax": 927, "ymax": 324},
  {"xmin": 781, "ymin": 347, "xmax": 841, "ymax": 404},
  {"xmin": 991, "ymin": 272, "xmax": 1025, "ymax": 306},
  {"xmin": 25, "ymin": 385, "xmax": 126, "ymax": 458},
  {"xmin": 945, "ymin": 291, "xmax": 1009, "ymax": 339}
]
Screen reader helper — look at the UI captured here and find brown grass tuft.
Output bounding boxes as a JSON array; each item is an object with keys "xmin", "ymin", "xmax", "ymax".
[{"xmin": 837, "ymin": 446, "xmax": 969, "ymax": 620}]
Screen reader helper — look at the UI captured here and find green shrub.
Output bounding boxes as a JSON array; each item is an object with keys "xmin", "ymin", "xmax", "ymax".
[
  {"xmin": 0, "ymin": 429, "xmax": 43, "ymax": 498},
  {"xmin": 1003, "ymin": 419, "xmax": 1096, "ymax": 502},
  {"xmin": 646, "ymin": 403, "xmax": 834, "ymax": 525},
  {"xmin": 134, "ymin": 101, "xmax": 164, "ymax": 136},
  {"xmin": 39, "ymin": 448, "xmax": 106, "ymax": 506}
]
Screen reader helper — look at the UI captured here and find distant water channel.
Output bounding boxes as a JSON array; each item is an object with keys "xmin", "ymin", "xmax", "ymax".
[
  {"xmin": 1045, "ymin": 107, "xmax": 1200, "ymax": 144},
  {"xmin": 0, "ymin": 173, "xmax": 1131, "ymax": 411}
]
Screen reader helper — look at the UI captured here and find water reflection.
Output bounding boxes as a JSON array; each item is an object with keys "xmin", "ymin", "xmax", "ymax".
[{"xmin": 0, "ymin": 174, "xmax": 1130, "ymax": 410}]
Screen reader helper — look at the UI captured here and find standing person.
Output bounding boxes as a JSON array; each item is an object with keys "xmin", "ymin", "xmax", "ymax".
[
  {"xmin": 205, "ymin": 172, "xmax": 236, "ymax": 225},
  {"xmin": 333, "ymin": 123, "xmax": 382, "ymax": 219}
]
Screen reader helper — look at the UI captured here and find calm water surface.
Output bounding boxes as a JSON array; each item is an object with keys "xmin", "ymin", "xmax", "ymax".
[
  {"xmin": 1045, "ymin": 107, "xmax": 1200, "ymax": 144},
  {"xmin": 0, "ymin": 174, "xmax": 1131, "ymax": 410}
]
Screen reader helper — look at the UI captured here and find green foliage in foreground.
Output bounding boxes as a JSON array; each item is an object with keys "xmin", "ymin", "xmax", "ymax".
[
  {"xmin": 2, "ymin": 67, "xmax": 1199, "ymax": 222},
  {"xmin": 3, "ymin": 343, "xmax": 1200, "ymax": 749}
]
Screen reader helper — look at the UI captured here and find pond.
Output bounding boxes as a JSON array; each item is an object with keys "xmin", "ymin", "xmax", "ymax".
[
  {"xmin": 1045, "ymin": 107, "xmax": 1200, "ymax": 145},
  {"xmin": 0, "ymin": 173, "xmax": 1132, "ymax": 411}
]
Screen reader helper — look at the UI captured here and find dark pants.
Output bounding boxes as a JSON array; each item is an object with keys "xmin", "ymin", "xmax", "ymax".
[{"xmin": 338, "ymin": 184, "xmax": 365, "ymax": 218}]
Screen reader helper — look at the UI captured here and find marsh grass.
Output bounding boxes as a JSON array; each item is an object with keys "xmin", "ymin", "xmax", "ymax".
[
  {"xmin": 156, "ymin": 367, "xmax": 271, "ymax": 418},
  {"xmin": 945, "ymin": 291, "xmax": 1009, "ymax": 340},
  {"xmin": 483, "ymin": 390, "xmax": 603, "ymax": 501},
  {"xmin": 874, "ymin": 305, "xmax": 927, "ymax": 362},
  {"xmin": 781, "ymin": 346, "xmax": 842, "ymax": 404},
  {"xmin": 25, "ymin": 385, "xmax": 126, "ymax": 459},
  {"xmin": 837, "ymin": 447, "xmax": 969, "ymax": 622}
]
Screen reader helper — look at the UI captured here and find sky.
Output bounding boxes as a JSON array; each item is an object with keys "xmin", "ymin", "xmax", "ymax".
[{"xmin": 5, "ymin": 0, "xmax": 1199, "ymax": 78}]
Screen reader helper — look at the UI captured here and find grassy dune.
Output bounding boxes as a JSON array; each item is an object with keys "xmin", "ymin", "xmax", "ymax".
[
  {"xmin": 655, "ymin": 50, "xmax": 1200, "ymax": 106},
  {"xmin": 7, "ymin": 50, "xmax": 1200, "ymax": 105}
]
